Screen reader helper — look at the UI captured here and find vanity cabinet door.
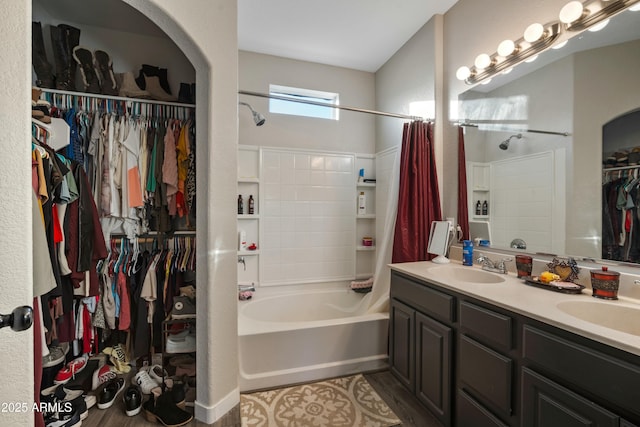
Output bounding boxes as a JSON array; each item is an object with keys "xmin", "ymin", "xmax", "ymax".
[
  {"xmin": 416, "ymin": 311, "xmax": 452, "ymax": 427},
  {"xmin": 389, "ymin": 298, "xmax": 415, "ymax": 392},
  {"xmin": 521, "ymin": 368, "xmax": 618, "ymax": 427}
]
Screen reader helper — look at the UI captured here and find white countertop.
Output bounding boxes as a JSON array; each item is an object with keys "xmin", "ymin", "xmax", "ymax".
[{"xmin": 390, "ymin": 260, "xmax": 640, "ymax": 357}]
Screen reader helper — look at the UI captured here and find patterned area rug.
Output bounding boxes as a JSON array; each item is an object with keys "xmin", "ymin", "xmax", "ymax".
[{"xmin": 241, "ymin": 374, "xmax": 401, "ymax": 427}]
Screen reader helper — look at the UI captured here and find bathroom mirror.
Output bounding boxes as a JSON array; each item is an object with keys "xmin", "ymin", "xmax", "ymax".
[
  {"xmin": 428, "ymin": 220, "xmax": 452, "ymax": 264},
  {"xmin": 457, "ymin": 7, "xmax": 640, "ymax": 264}
]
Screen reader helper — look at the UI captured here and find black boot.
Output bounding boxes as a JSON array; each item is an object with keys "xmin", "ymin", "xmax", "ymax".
[
  {"xmin": 157, "ymin": 68, "xmax": 172, "ymax": 95},
  {"xmin": 58, "ymin": 24, "xmax": 80, "ymax": 91},
  {"xmin": 32, "ymin": 22, "xmax": 54, "ymax": 88},
  {"xmin": 50, "ymin": 25, "xmax": 73, "ymax": 91},
  {"xmin": 73, "ymin": 47, "xmax": 101, "ymax": 93},
  {"xmin": 94, "ymin": 50, "xmax": 118, "ymax": 96}
]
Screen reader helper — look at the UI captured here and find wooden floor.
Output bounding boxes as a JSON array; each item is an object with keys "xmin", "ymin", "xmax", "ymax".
[{"xmin": 81, "ymin": 370, "xmax": 442, "ymax": 426}]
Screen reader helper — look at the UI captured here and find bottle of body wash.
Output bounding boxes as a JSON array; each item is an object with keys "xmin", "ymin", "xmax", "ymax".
[{"xmin": 358, "ymin": 192, "xmax": 366, "ymax": 215}]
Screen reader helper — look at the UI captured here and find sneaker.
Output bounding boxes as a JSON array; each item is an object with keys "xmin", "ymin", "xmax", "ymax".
[
  {"xmin": 97, "ymin": 377, "xmax": 125, "ymax": 409},
  {"xmin": 124, "ymin": 385, "xmax": 142, "ymax": 416},
  {"xmin": 41, "ymin": 384, "xmax": 88, "ymax": 420},
  {"xmin": 54, "ymin": 354, "xmax": 89, "ymax": 384},
  {"xmin": 171, "ymin": 296, "xmax": 196, "ymax": 319},
  {"xmin": 44, "ymin": 406, "xmax": 81, "ymax": 427},
  {"xmin": 146, "ymin": 365, "xmax": 172, "ymax": 388},
  {"xmin": 92, "ymin": 364, "xmax": 117, "ymax": 390},
  {"xmin": 42, "ymin": 343, "xmax": 69, "ymax": 368},
  {"xmin": 134, "ymin": 369, "xmax": 161, "ymax": 395},
  {"xmin": 166, "ymin": 332, "xmax": 196, "ymax": 353},
  {"xmin": 179, "ymin": 285, "xmax": 196, "ymax": 298}
]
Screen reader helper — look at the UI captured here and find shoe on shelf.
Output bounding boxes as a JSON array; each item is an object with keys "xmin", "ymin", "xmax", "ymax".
[
  {"xmin": 171, "ymin": 295, "xmax": 196, "ymax": 319},
  {"xmin": 168, "ymin": 354, "xmax": 195, "ymax": 368},
  {"xmin": 97, "ymin": 377, "xmax": 125, "ymax": 410},
  {"xmin": 166, "ymin": 331, "xmax": 196, "ymax": 354},
  {"xmin": 179, "ymin": 284, "xmax": 196, "ymax": 298},
  {"xmin": 93, "ymin": 50, "xmax": 118, "ymax": 96},
  {"xmin": 123, "ymin": 384, "xmax": 142, "ymax": 417},
  {"xmin": 54, "ymin": 354, "xmax": 89, "ymax": 385},
  {"xmin": 91, "ymin": 364, "xmax": 117, "ymax": 391},
  {"xmin": 42, "ymin": 342, "xmax": 69, "ymax": 368},
  {"xmin": 133, "ymin": 369, "xmax": 161, "ymax": 396},
  {"xmin": 143, "ymin": 391, "xmax": 193, "ymax": 427}
]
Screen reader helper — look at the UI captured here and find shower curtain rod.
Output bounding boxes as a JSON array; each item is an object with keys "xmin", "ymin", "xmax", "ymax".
[
  {"xmin": 457, "ymin": 122, "xmax": 569, "ymax": 137},
  {"xmin": 238, "ymin": 90, "xmax": 427, "ymax": 121}
]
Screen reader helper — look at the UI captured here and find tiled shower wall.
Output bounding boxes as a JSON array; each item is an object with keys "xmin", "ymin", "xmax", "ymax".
[
  {"xmin": 261, "ymin": 149, "xmax": 356, "ymax": 285},
  {"xmin": 490, "ymin": 151, "xmax": 555, "ymax": 252}
]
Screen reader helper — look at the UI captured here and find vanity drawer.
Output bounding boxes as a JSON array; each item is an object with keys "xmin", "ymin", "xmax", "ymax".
[
  {"xmin": 459, "ymin": 301, "xmax": 512, "ymax": 350},
  {"xmin": 523, "ymin": 325, "xmax": 640, "ymax": 419},
  {"xmin": 459, "ymin": 334, "xmax": 513, "ymax": 416},
  {"xmin": 391, "ymin": 272, "xmax": 455, "ymax": 323}
]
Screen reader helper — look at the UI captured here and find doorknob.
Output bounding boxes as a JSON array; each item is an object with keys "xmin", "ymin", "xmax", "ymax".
[{"xmin": 0, "ymin": 306, "xmax": 33, "ymax": 332}]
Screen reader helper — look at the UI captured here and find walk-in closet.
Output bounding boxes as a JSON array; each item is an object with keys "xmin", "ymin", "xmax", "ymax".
[{"xmin": 31, "ymin": 1, "xmax": 199, "ymax": 425}]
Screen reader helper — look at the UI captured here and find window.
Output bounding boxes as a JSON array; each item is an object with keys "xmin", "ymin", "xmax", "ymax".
[{"xmin": 269, "ymin": 84, "xmax": 339, "ymax": 120}]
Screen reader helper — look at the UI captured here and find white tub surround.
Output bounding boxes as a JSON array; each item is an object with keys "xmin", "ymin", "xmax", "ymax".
[
  {"xmin": 390, "ymin": 261, "xmax": 640, "ymax": 357},
  {"xmin": 238, "ymin": 284, "xmax": 388, "ymax": 392}
]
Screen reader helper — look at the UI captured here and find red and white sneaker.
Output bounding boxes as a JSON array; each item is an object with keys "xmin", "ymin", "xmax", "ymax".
[
  {"xmin": 92, "ymin": 364, "xmax": 117, "ymax": 390},
  {"xmin": 54, "ymin": 354, "xmax": 89, "ymax": 384}
]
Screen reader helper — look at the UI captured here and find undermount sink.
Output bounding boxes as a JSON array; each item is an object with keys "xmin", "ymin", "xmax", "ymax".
[
  {"xmin": 428, "ymin": 266, "xmax": 506, "ymax": 284},
  {"xmin": 556, "ymin": 300, "xmax": 640, "ymax": 336}
]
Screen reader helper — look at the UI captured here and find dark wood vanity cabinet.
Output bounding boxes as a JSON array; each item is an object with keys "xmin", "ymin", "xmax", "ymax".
[
  {"xmin": 389, "ymin": 270, "xmax": 640, "ymax": 427},
  {"xmin": 390, "ymin": 273, "xmax": 454, "ymax": 427}
]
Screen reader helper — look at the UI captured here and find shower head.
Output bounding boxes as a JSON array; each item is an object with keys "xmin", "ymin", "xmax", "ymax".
[
  {"xmin": 499, "ymin": 133, "xmax": 522, "ymax": 150},
  {"xmin": 239, "ymin": 102, "xmax": 266, "ymax": 126}
]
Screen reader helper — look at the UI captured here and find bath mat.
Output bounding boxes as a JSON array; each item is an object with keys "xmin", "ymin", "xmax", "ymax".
[{"xmin": 240, "ymin": 374, "xmax": 401, "ymax": 427}]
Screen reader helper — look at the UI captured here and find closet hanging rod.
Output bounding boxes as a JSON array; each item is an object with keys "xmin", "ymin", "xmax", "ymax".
[
  {"xmin": 603, "ymin": 165, "xmax": 640, "ymax": 172},
  {"xmin": 457, "ymin": 122, "xmax": 569, "ymax": 137},
  {"xmin": 238, "ymin": 89, "xmax": 427, "ymax": 121},
  {"xmin": 39, "ymin": 88, "xmax": 195, "ymax": 108}
]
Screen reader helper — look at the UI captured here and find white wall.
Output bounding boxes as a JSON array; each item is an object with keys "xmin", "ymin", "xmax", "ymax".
[{"xmin": 239, "ymin": 51, "xmax": 375, "ymax": 154}]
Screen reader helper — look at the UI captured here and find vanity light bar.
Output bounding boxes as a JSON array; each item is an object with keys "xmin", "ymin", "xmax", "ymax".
[
  {"xmin": 462, "ymin": 23, "xmax": 561, "ymax": 85},
  {"xmin": 456, "ymin": 0, "xmax": 640, "ymax": 85}
]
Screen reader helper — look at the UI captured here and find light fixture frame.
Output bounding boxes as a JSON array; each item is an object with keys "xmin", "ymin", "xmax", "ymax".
[
  {"xmin": 463, "ymin": 22, "xmax": 561, "ymax": 85},
  {"xmin": 458, "ymin": 0, "xmax": 640, "ymax": 85}
]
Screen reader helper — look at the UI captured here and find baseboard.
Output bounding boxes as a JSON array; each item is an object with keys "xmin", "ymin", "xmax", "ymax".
[{"xmin": 194, "ymin": 387, "xmax": 240, "ymax": 424}]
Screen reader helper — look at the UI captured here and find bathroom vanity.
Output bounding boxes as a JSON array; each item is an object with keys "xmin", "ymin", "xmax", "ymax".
[{"xmin": 389, "ymin": 262, "xmax": 640, "ymax": 427}]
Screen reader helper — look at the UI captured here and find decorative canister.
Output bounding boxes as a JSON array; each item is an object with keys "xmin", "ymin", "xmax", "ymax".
[
  {"xmin": 590, "ymin": 266, "xmax": 620, "ymax": 300},
  {"xmin": 515, "ymin": 255, "xmax": 533, "ymax": 278},
  {"xmin": 362, "ymin": 237, "xmax": 373, "ymax": 247}
]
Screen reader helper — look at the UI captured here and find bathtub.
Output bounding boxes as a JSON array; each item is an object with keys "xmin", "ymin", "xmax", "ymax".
[{"xmin": 238, "ymin": 283, "xmax": 389, "ymax": 392}]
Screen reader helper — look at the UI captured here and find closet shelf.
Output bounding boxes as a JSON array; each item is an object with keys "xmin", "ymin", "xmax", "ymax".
[{"xmin": 39, "ymin": 87, "xmax": 196, "ymax": 108}]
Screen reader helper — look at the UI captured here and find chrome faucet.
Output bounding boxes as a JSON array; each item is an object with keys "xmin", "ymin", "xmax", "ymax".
[{"xmin": 476, "ymin": 253, "xmax": 512, "ymax": 274}]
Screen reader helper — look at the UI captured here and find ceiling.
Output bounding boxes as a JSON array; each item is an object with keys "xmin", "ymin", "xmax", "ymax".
[
  {"xmin": 36, "ymin": 0, "xmax": 459, "ymax": 73},
  {"xmin": 238, "ymin": 0, "xmax": 459, "ymax": 72}
]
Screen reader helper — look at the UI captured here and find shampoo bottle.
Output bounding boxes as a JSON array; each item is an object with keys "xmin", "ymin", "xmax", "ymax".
[
  {"xmin": 358, "ymin": 192, "xmax": 366, "ymax": 215},
  {"xmin": 248, "ymin": 195, "xmax": 255, "ymax": 214},
  {"xmin": 238, "ymin": 230, "xmax": 247, "ymax": 251}
]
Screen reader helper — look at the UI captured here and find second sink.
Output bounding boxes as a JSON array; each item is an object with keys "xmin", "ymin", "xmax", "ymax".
[
  {"xmin": 556, "ymin": 300, "xmax": 640, "ymax": 336},
  {"xmin": 428, "ymin": 266, "xmax": 506, "ymax": 284}
]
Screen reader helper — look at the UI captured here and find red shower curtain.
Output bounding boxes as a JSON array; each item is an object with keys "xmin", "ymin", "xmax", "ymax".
[
  {"xmin": 392, "ymin": 121, "xmax": 442, "ymax": 263},
  {"xmin": 457, "ymin": 126, "xmax": 470, "ymax": 241}
]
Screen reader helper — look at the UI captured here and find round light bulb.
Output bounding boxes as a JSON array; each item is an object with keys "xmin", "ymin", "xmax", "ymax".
[
  {"xmin": 502, "ymin": 68, "xmax": 514, "ymax": 75},
  {"xmin": 497, "ymin": 39, "xmax": 516, "ymax": 57},
  {"xmin": 456, "ymin": 66, "xmax": 471, "ymax": 81},
  {"xmin": 552, "ymin": 40, "xmax": 569, "ymax": 49},
  {"xmin": 524, "ymin": 23, "xmax": 545, "ymax": 42},
  {"xmin": 525, "ymin": 55, "xmax": 539, "ymax": 63},
  {"xmin": 474, "ymin": 53, "xmax": 492, "ymax": 70},
  {"xmin": 630, "ymin": 3, "xmax": 640, "ymax": 11},
  {"xmin": 480, "ymin": 78, "xmax": 492, "ymax": 85},
  {"xmin": 559, "ymin": 1, "xmax": 584, "ymax": 24},
  {"xmin": 588, "ymin": 18, "xmax": 609, "ymax": 32}
]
